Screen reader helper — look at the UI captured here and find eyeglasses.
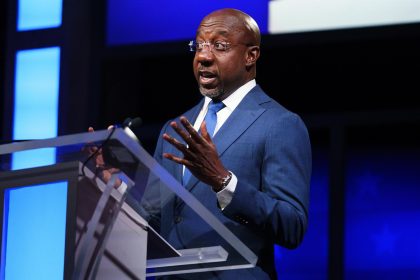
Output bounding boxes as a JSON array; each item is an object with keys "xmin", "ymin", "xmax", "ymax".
[{"xmin": 188, "ymin": 40, "xmax": 232, "ymax": 53}]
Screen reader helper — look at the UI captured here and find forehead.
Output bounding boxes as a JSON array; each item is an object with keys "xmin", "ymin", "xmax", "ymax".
[{"xmin": 196, "ymin": 15, "xmax": 244, "ymax": 39}]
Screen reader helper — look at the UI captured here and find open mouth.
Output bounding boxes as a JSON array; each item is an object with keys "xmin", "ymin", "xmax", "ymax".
[{"xmin": 199, "ymin": 71, "xmax": 217, "ymax": 86}]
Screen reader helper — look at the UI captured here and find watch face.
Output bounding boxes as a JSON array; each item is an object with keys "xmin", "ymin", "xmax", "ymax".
[{"xmin": 222, "ymin": 172, "xmax": 232, "ymax": 186}]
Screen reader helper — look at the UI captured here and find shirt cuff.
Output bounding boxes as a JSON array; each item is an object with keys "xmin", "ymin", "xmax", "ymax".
[
  {"xmin": 116, "ymin": 181, "xmax": 128, "ymax": 194},
  {"xmin": 216, "ymin": 172, "xmax": 237, "ymax": 210}
]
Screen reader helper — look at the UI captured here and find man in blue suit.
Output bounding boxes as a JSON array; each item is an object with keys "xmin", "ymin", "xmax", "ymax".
[{"xmin": 153, "ymin": 8, "xmax": 311, "ymax": 279}]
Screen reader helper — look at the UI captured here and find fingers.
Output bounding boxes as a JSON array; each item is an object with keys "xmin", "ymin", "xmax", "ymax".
[
  {"xmin": 168, "ymin": 116, "xmax": 207, "ymax": 148},
  {"xmin": 162, "ymin": 116, "xmax": 217, "ymax": 170},
  {"xmin": 179, "ymin": 117, "xmax": 203, "ymax": 143},
  {"xmin": 162, "ymin": 133, "xmax": 186, "ymax": 152},
  {"xmin": 162, "ymin": 133, "xmax": 195, "ymax": 158},
  {"xmin": 163, "ymin": 153, "xmax": 191, "ymax": 166},
  {"xmin": 88, "ymin": 126, "xmax": 113, "ymax": 131},
  {"xmin": 168, "ymin": 120, "xmax": 193, "ymax": 145},
  {"xmin": 163, "ymin": 116, "xmax": 216, "ymax": 153},
  {"xmin": 199, "ymin": 121, "xmax": 212, "ymax": 142}
]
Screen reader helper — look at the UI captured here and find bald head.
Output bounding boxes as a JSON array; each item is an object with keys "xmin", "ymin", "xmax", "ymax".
[{"xmin": 199, "ymin": 8, "xmax": 261, "ymax": 47}]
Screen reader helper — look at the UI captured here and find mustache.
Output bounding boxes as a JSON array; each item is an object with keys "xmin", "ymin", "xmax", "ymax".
[{"xmin": 198, "ymin": 67, "xmax": 217, "ymax": 73}]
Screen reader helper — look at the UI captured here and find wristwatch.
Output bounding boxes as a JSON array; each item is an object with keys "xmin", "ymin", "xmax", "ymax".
[{"xmin": 218, "ymin": 171, "xmax": 232, "ymax": 191}]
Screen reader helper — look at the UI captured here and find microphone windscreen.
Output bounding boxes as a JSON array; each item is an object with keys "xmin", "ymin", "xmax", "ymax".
[
  {"xmin": 128, "ymin": 117, "xmax": 142, "ymax": 128},
  {"xmin": 122, "ymin": 117, "xmax": 143, "ymax": 128}
]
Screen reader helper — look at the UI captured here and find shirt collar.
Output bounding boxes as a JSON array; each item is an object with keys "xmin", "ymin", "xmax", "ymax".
[{"xmin": 203, "ymin": 79, "xmax": 256, "ymax": 111}]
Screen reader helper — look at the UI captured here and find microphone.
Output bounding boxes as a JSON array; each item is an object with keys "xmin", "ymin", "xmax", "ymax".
[
  {"xmin": 121, "ymin": 117, "xmax": 143, "ymax": 129},
  {"xmin": 115, "ymin": 117, "xmax": 142, "ymax": 143},
  {"xmin": 102, "ymin": 116, "xmax": 143, "ymax": 171},
  {"xmin": 81, "ymin": 116, "xmax": 143, "ymax": 178}
]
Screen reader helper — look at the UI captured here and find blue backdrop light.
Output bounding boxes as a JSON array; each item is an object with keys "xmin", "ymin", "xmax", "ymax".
[
  {"xmin": 1, "ymin": 181, "xmax": 68, "ymax": 279},
  {"xmin": 107, "ymin": 0, "xmax": 269, "ymax": 45},
  {"xmin": 4, "ymin": 0, "xmax": 65, "ymax": 275},
  {"xmin": 12, "ymin": 47, "xmax": 60, "ymax": 170},
  {"xmin": 345, "ymin": 149, "xmax": 420, "ymax": 279},
  {"xmin": 17, "ymin": 0, "xmax": 62, "ymax": 31},
  {"xmin": 13, "ymin": 47, "xmax": 60, "ymax": 140},
  {"xmin": 274, "ymin": 147, "xmax": 420, "ymax": 280}
]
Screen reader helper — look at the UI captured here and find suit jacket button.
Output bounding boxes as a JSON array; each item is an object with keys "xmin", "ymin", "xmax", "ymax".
[{"xmin": 175, "ymin": 216, "xmax": 182, "ymax": 224}]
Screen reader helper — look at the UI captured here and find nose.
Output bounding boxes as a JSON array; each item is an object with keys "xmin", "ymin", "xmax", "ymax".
[{"xmin": 195, "ymin": 47, "xmax": 214, "ymax": 65}]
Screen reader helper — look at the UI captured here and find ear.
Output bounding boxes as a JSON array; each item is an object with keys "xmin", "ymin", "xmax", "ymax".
[{"xmin": 245, "ymin": 46, "xmax": 260, "ymax": 67}]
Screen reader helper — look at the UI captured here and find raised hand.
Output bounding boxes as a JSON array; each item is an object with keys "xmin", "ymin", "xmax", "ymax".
[{"xmin": 162, "ymin": 116, "xmax": 229, "ymax": 191}]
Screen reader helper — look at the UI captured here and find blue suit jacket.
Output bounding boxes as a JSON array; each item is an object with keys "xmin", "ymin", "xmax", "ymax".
[{"xmin": 153, "ymin": 85, "xmax": 311, "ymax": 279}]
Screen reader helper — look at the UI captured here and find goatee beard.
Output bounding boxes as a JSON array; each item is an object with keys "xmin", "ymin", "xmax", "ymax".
[{"xmin": 199, "ymin": 86, "xmax": 224, "ymax": 99}]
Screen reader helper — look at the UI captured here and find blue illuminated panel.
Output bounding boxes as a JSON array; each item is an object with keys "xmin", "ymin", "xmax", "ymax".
[
  {"xmin": 107, "ymin": 0, "xmax": 268, "ymax": 45},
  {"xmin": 12, "ymin": 47, "xmax": 60, "ymax": 170},
  {"xmin": 12, "ymin": 149, "xmax": 57, "ymax": 171},
  {"xmin": 345, "ymin": 149, "xmax": 420, "ymax": 279},
  {"xmin": 275, "ymin": 149, "xmax": 329, "ymax": 279},
  {"xmin": 1, "ymin": 181, "xmax": 68, "ymax": 279},
  {"xmin": 18, "ymin": 0, "xmax": 63, "ymax": 31}
]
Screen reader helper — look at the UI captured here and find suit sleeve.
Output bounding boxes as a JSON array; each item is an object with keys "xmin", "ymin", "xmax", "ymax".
[{"xmin": 222, "ymin": 113, "xmax": 311, "ymax": 249}]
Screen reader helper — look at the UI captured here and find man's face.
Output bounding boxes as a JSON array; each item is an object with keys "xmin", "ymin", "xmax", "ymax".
[{"xmin": 193, "ymin": 14, "xmax": 250, "ymax": 100}]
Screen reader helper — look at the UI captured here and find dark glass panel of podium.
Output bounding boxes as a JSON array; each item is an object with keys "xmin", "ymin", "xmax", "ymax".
[{"xmin": 0, "ymin": 128, "xmax": 257, "ymax": 279}]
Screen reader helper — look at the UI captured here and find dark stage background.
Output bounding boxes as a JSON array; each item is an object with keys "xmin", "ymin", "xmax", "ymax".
[{"xmin": 1, "ymin": 1, "xmax": 420, "ymax": 279}]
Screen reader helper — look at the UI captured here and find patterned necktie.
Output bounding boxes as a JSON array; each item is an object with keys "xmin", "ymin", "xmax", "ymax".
[{"xmin": 182, "ymin": 100, "xmax": 225, "ymax": 185}]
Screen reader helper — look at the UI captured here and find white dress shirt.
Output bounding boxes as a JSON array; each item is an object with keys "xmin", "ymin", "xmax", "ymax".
[{"xmin": 190, "ymin": 79, "xmax": 256, "ymax": 209}]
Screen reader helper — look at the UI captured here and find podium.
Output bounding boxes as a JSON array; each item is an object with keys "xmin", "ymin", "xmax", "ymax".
[{"xmin": 0, "ymin": 128, "xmax": 257, "ymax": 279}]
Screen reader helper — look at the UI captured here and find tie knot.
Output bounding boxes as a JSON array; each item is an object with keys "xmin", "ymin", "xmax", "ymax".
[{"xmin": 208, "ymin": 101, "xmax": 225, "ymax": 113}]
